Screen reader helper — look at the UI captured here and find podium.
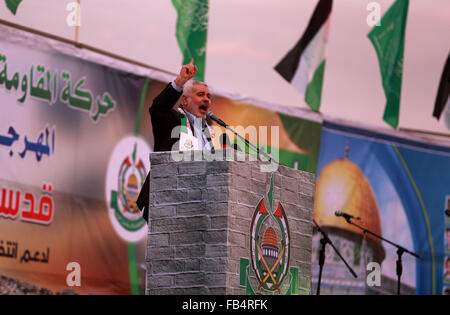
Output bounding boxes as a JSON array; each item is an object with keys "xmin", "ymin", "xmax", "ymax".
[{"xmin": 145, "ymin": 150, "xmax": 315, "ymax": 295}]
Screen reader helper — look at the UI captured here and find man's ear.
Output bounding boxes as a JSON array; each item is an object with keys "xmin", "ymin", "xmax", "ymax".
[{"xmin": 181, "ymin": 94, "xmax": 188, "ymax": 106}]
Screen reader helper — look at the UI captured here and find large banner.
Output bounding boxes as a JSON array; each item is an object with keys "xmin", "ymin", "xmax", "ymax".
[
  {"xmin": 312, "ymin": 119, "xmax": 450, "ymax": 295},
  {"xmin": 6, "ymin": 26, "xmax": 449, "ymax": 296},
  {"xmin": 0, "ymin": 28, "xmax": 323, "ymax": 294},
  {"xmin": 0, "ymin": 33, "xmax": 150, "ymax": 294}
]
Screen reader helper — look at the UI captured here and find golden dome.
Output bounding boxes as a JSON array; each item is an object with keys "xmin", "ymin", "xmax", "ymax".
[
  {"xmin": 127, "ymin": 174, "xmax": 138, "ymax": 189},
  {"xmin": 314, "ymin": 158, "xmax": 385, "ymax": 262},
  {"xmin": 262, "ymin": 227, "xmax": 278, "ymax": 249}
]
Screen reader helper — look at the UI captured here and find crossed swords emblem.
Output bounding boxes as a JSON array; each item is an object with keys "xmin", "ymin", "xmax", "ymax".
[
  {"xmin": 124, "ymin": 187, "xmax": 139, "ymax": 213},
  {"xmin": 255, "ymin": 235, "xmax": 285, "ymax": 293},
  {"xmin": 252, "ymin": 196, "xmax": 290, "ymax": 294}
]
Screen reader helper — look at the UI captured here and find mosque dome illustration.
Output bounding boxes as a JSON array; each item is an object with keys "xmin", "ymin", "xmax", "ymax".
[
  {"xmin": 261, "ymin": 227, "xmax": 279, "ymax": 267},
  {"xmin": 125, "ymin": 174, "xmax": 139, "ymax": 213},
  {"xmin": 127, "ymin": 174, "xmax": 138, "ymax": 192},
  {"xmin": 314, "ymin": 144, "xmax": 385, "ymax": 263}
]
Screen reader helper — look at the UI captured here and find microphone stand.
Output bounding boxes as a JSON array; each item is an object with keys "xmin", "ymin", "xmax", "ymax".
[
  {"xmin": 227, "ymin": 125, "xmax": 276, "ymax": 163},
  {"xmin": 340, "ymin": 216, "xmax": 420, "ymax": 295},
  {"xmin": 313, "ymin": 219, "xmax": 358, "ymax": 295},
  {"xmin": 209, "ymin": 114, "xmax": 277, "ymax": 163}
]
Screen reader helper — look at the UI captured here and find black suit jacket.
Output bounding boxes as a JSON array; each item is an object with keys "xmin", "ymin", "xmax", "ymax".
[
  {"xmin": 150, "ymin": 83, "xmax": 186, "ymax": 151},
  {"xmin": 137, "ymin": 83, "xmax": 182, "ymax": 221}
]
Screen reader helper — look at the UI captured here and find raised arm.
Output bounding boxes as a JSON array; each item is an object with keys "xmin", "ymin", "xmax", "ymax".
[
  {"xmin": 150, "ymin": 59, "xmax": 199, "ymax": 115},
  {"xmin": 174, "ymin": 59, "xmax": 198, "ymax": 88}
]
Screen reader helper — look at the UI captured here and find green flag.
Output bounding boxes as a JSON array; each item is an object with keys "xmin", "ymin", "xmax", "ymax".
[
  {"xmin": 172, "ymin": 0, "xmax": 209, "ymax": 81},
  {"xmin": 5, "ymin": 0, "xmax": 22, "ymax": 15},
  {"xmin": 368, "ymin": 0, "xmax": 409, "ymax": 129}
]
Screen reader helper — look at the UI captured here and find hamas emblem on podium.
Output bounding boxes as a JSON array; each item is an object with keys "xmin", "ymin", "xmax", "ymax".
[
  {"xmin": 105, "ymin": 136, "xmax": 150, "ymax": 242},
  {"xmin": 240, "ymin": 174, "xmax": 299, "ymax": 295}
]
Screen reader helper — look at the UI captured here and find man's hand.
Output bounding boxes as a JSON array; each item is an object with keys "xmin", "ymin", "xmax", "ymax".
[{"xmin": 174, "ymin": 59, "xmax": 198, "ymax": 88}]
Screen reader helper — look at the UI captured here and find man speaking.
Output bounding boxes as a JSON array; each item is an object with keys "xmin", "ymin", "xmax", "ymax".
[{"xmin": 136, "ymin": 59, "xmax": 216, "ymax": 221}]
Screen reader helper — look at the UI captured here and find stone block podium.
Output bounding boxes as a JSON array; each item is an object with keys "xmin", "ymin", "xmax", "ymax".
[{"xmin": 145, "ymin": 149, "xmax": 315, "ymax": 295}]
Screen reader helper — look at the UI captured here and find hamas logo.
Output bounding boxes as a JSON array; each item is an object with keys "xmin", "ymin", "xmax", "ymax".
[
  {"xmin": 240, "ymin": 174, "xmax": 298, "ymax": 295},
  {"xmin": 105, "ymin": 136, "xmax": 150, "ymax": 242}
]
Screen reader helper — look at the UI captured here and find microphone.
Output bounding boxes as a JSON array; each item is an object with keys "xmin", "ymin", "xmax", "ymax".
[
  {"xmin": 335, "ymin": 211, "xmax": 361, "ymax": 221},
  {"xmin": 206, "ymin": 111, "xmax": 227, "ymax": 127}
]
